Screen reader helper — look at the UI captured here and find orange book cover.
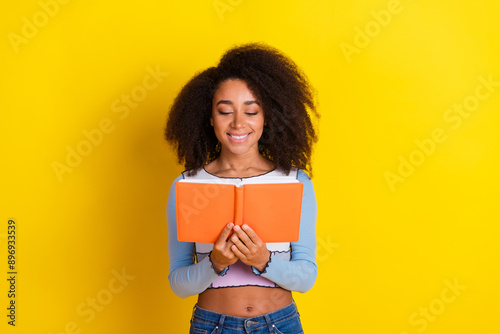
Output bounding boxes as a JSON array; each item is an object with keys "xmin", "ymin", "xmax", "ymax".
[{"xmin": 175, "ymin": 181, "xmax": 303, "ymax": 243}]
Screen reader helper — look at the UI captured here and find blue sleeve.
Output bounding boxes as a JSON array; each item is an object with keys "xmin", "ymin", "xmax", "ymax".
[
  {"xmin": 252, "ymin": 169, "xmax": 318, "ymax": 292},
  {"xmin": 167, "ymin": 175, "xmax": 223, "ymax": 298}
]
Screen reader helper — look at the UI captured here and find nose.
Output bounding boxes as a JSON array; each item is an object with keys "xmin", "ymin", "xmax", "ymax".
[{"xmin": 231, "ymin": 111, "xmax": 244, "ymax": 129}]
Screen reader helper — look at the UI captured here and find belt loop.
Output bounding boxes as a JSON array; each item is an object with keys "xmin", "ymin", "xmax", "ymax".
[
  {"xmin": 191, "ymin": 305, "xmax": 197, "ymax": 322},
  {"xmin": 216, "ymin": 314, "xmax": 226, "ymax": 333},
  {"xmin": 292, "ymin": 300, "xmax": 300, "ymax": 316},
  {"xmin": 264, "ymin": 314, "xmax": 274, "ymax": 333}
]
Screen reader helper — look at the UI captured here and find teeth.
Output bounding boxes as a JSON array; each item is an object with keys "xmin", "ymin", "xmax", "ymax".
[{"xmin": 230, "ymin": 134, "xmax": 249, "ymax": 139}]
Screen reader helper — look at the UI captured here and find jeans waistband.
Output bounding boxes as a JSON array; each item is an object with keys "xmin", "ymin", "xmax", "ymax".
[{"xmin": 192, "ymin": 301, "xmax": 299, "ymax": 331}]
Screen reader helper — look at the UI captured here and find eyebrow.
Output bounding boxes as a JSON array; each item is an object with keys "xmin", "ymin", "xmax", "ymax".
[{"xmin": 215, "ymin": 100, "xmax": 261, "ymax": 106}]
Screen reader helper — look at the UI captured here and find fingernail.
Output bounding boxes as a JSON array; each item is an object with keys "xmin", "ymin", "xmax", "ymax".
[
  {"xmin": 242, "ymin": 224, "xmax": 248, "ymax": 230},
  {"xmin": 228, "ymin": 222, "xmax": 234, "ymax": 228},
  {"xmin": 233, "ymin": 225, "xmax": 240, "ymax": 231}
]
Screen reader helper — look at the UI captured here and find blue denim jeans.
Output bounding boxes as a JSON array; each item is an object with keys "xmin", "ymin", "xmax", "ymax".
[{"xmin": 189, "ymin": 301, "xmax": 303, "ymax": 334}]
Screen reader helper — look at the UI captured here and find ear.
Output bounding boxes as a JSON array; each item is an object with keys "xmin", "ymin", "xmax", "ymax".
[{"xmin": 210, "ymin": 117, "xmax": 214, "ymax": 126}]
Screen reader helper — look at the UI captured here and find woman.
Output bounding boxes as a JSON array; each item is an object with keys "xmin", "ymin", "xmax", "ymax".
[{"xmin": 165, "ymin": 43, "xmax": 319, "ymax": 333}]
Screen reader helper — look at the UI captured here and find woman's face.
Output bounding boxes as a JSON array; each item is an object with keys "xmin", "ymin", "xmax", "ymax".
[{"xmin": 211, "ymin": 79, "xmax": 265, "ymax": 158}]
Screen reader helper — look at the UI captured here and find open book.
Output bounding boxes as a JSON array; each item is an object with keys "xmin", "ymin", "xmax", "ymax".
[{"xmin": 175, "ymin": 178, "xmax": 303, "ymax": 243}]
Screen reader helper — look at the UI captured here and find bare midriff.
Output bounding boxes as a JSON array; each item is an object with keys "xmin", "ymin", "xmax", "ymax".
[{"xmin": 197, "ymin": 286, "xmax": 293, "ymax": 317}]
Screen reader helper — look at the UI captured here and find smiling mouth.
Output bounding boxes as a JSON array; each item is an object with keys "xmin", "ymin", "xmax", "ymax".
[{"xmin": 228, "ymin": 133, "xmax": 250, "ymax": 140}]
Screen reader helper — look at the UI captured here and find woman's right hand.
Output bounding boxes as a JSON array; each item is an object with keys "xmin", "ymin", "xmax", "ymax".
[{"xmin": 210, "ymin": 222, "xmax": 238, "ymax": 273}]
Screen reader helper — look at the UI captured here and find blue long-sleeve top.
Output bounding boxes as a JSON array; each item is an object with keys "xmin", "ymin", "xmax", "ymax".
[{"xmin": 167, "ymin": 167, "xmax": 317, "ymax": 298}]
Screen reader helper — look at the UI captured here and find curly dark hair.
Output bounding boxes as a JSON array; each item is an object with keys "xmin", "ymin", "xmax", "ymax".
[{"xmin": 165, "ymin": 43, "xmax": 319, "ymax": 176}]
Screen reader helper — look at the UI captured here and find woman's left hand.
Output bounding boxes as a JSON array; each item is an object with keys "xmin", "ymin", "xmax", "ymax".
[{"xmin": 230, "ymin": 224, "xmax": 270, "ymax": 272}]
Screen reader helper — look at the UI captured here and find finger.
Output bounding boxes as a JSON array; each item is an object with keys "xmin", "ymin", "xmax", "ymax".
[
  {"xmin": 232, "ymin": 225, "xmax": 254, "ymax": 248},
  {"xmin": 215, "ymin": 222, "xmax": 234, "ymax": 246},
  {"xmin": 230, "ymin": 232, "xmax": 250, "ymax": 254},
  {"xmin": 231, "ymin": 244, "xmax": 247, "ymax": 260},
  {"xmin": 239, "ymin": 224, "xmax": 263, "ymax": 246}
]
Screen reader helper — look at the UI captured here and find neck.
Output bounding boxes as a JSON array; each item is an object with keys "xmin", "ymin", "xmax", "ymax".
[
  {"xmin": 218, "ymin": 148, "xmax": 264, "ymax": 172},
  {"xmin": 208, "ymin": 149, "xmax": 274, "ymax": 177}
]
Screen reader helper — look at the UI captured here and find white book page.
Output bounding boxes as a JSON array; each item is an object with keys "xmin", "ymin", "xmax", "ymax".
[{"xmin": 178, "ymin": 177, "xmax": 299, "ymax": 187}]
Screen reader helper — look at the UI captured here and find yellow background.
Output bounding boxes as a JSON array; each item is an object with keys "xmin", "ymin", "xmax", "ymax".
[{"xmin": 1, "ymin": 0, "xmax": 499, "ymax": 333}]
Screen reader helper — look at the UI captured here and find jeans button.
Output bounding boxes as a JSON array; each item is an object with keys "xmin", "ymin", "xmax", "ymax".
[{"xmin": 246, "ymin": 320, "xmax": 258, "ymax": 327}]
